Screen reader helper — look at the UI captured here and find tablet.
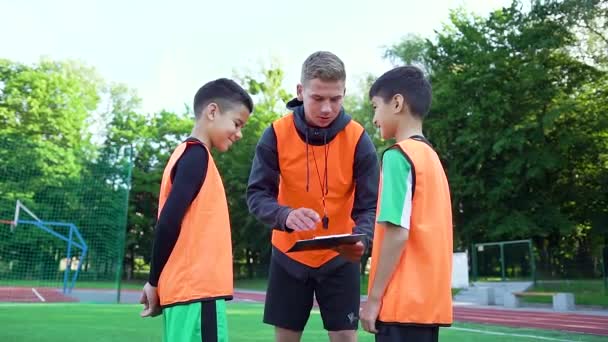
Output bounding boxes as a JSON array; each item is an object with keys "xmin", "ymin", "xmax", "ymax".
[{"xmin": 286, "ymin": 233, "xmax": 366, "ymax": 252}]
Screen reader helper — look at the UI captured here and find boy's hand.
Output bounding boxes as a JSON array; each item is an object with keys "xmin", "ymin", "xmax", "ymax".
[
  {"xmin": 333, "ymin": 241, "xmax": 365, "ymax": 262},
  {"xmin": 360, "ymin": 297, "xmax": 381, "ymax": 334},
  {"xmin": 286, "ymin": 208, "xmax": 320, "ymax": 231},
  {"xmin": 140, "ymin": 282, "xmax": 162, "ymax": 318}
]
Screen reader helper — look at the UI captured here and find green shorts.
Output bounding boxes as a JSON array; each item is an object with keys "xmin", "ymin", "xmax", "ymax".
[{"xmin": 163, "ymin": 299, "xmax": 228, "ymax": 342}]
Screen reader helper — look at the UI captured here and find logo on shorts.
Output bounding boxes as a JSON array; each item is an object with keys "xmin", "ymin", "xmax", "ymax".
[{"xmin": 347, "ymin": 312, "xmax": 358, "ymax": 324}]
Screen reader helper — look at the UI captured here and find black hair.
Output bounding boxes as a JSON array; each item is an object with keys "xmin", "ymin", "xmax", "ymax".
[
  {"xmin": 193, "ymin": 78, "xmax": 254, "ymax": 118},
  {"xmin": 369, "ymin": 66, "xmax": 431, "ymax": 118}
]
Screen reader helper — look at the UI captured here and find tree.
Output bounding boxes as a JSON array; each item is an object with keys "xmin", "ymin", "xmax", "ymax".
[
  {"xmin": 0, "ymin": 58, "xmax": 136, "ymax": 283},
  {"xmin": 214, "ymin": 66, "xmax": 292, "ymax": 278},
  {"xmin": 385, "ymin": 0, "xmax": 607, "ymax": 277},
  {"xmin": 0, "ymin": 58, "xmax": 101, "ymax": 215},
  {"xmin": 101, "ymin": 89, "xmax": 192, "ymax": 279},
  {"xmin": 102, "ymin": 65, "xmax": 294, "ymax": 280},
  {"xmin": 561, "ymin": 0, "xmax": 608, "ymax": 68},
  {"xmin": 344, "ymin": 75, "xmax": 393, "ymax": 155}
]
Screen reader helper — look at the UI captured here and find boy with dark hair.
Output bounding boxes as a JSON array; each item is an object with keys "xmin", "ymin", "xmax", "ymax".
[
  {"xmin": 360, "ymin": 66, "xmax": 453, "ymax": 342},
  {"xmin": 140, "ymin": 78, "xmax": 253, "ymax": 342}
]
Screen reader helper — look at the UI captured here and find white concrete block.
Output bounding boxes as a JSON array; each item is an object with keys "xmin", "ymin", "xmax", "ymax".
[
  {"xmin": 553, "ymin": 293, "xmax": 575, "ymax": 312},
  {"xmin": 477, "ymin": 287, "xmax": 495, "ymax": 305},
  {"xmin": 503, "ymin": 292, "xmax": 521, "ymax": 308},
  {"xmin": 452, "ymin": 252, "xmax": 470, "ymax": 288}
]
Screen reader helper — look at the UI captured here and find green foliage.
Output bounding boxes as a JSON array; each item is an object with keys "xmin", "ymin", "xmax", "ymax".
[
  {"xmin": 0, "ymin": 59, "xmax": 131, "ymax": 286},
  {"xmin": 2, "ymin": 0, "xmax": 606, "ymax": 288},
  {"xmin": 99, "ymin": 65, "xmax": 294, "ymax": 279},
  {"xmin": 385, "ymin": 0, "xmax": 608, "ymax": 276},
  {"xmin": 101, "ymin": 93, "xmax": 192, "ymax": 278},
  {"xmin": 215, "ymin": 67, "xmax": 292, "ymax": 276},
  {"xmin": 344, "ymin": 75, "xmax": 393, "ymax": 154},
  {"xmin": 0, "ymin": 58, "xmax": 101, "ymax": 205}
]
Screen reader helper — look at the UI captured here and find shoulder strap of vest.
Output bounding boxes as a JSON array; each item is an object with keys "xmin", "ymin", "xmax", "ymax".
[
  {"xmin": 271, "ymin": 114, "xmax": 295, "ymax": 147},
  {"xmin": 272, "ymin": 113, "xmax": 294, "ymax": 129},
  {"xmin": 330, "ymin": 119, "xmax": 364, "ymax": 148},
  {"xmin": 384, "ymin": 140, "xmax": 417, "ymax": 199},
  {"xmin": 169, "ymin": 138, "xmax": 210, "ymax": 182},
  {"xmin": 184, "ymin": 136, "xmax": 210, "ymax": 149},
  {"xmin": 409, "ymin": 135, "xmax": 434, "ymax": 149}
]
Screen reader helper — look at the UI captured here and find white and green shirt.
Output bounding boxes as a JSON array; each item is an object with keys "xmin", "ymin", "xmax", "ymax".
[{"xmin": 377, "ymin": 148, "xmax": 413, "ymax": 229}]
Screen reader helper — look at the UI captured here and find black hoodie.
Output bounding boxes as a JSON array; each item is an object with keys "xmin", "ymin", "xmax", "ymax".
[{"xmin": 246, "ymin": 99, "xmax": 379, "ymax": 277}]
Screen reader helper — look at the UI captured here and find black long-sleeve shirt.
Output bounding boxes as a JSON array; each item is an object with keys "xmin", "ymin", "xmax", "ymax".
[{"xmin": 148, "ymin": 141, "xmax": 208, "ymax": 286}]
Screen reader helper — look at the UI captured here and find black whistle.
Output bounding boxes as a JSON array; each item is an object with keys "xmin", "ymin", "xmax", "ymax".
[{"xmin": 322, "ymin": 215, "xmax": 329, "ymax": 229}]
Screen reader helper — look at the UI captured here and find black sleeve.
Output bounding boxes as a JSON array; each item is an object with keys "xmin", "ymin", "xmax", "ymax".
[
  {"xmin": 148, "ymin": 144, "xmax": 208, "ymax": 286},
  {"xmin": 351, "ymin": 131, "xmax": 380, "ymax": 251},
  {"xmin": 246, "ymin": 126, "xmax": 293, "ymax": 231}
]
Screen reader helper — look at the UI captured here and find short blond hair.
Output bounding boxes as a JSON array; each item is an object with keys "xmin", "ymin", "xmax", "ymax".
[{"xmin": 300, "ymin": 51, "xmax": 346, "ymax": 84}]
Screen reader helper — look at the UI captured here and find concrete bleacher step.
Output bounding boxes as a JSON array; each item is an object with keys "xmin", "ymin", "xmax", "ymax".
[{"xmin": 453, "ymin": 281, "xmax": 533, "ymax": 306}]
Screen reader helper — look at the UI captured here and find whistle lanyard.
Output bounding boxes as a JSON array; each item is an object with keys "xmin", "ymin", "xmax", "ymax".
[{"xmin": 311, "ymin": 143, "xmax": 330, "ymax": 229}]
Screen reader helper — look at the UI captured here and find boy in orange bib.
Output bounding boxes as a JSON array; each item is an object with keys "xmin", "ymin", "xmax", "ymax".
[
  {"xmin": 140, "ymin": 78, "xmax": 253, "ymax": 342},
  {"xmin": 361, "ymin": 66, "xmax": 453, "ymax": 342}
]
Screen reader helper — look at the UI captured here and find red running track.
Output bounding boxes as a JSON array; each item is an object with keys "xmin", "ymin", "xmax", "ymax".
[
  {"xmin": 0, "ymin": 287, "xmax": 77, "ymax": 303},
  {"xmin": 454, "ymin": 306, "xmax": 608, "ymax": 336},
  {"xmin": 233, "ymin": 291, "xmax": 608, "ymax": 336}
]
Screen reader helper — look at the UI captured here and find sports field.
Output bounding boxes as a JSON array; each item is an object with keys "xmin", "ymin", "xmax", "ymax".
[{"xmin": 0, "ymin": 302, "xmax": 606, "ymax": 342}]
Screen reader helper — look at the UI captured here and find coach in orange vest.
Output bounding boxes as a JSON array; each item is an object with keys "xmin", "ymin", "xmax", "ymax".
[{"xmin": 247, "ymin": 51, "xmax": 379, "ymax": 342}]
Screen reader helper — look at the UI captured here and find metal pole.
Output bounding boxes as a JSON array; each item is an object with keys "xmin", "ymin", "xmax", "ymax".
[
  {"xmin": 603, "ymin": 244, "xmax": 607, "ymax": 295},
  {"xmin": 116, "ymin": 146, "xmax": 134, "ymax": 304},
  {"xmin": 500, "ymin": 243, "xmax": 506, "ymax": 281},
  {"xmin": 63, "ymin": 226, "xmax": 74, "ymax": 295},
  {"xmin": 472, "ymin": 243, "xmax": 478, "ymax": 282},
  {"xmin": 530, "ymin": 240, "xmax": 536, "ymax": 286}
]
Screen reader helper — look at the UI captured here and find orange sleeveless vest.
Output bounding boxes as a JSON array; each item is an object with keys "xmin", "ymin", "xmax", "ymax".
[
  {"xmin": 369, "ymin": 138, "xmax": 453, "ymax": 325},
  {"xmin": 271, "ymin": 114, "xmax": 364, "ymax": 267},
  {"xmin": 157, "ymin": 140, "xmax": 233, "ymax": 307}
]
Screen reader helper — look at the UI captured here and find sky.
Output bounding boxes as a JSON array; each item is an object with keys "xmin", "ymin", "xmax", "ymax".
[{"xmin": 1, "ymin": 0, "xmax": 512, "ymax": 114}]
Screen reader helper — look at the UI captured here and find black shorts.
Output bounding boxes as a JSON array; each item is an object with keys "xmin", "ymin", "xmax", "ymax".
[
  {"xmin": 263, "ymin": 257, "xmax": 360, "ymax": 332},
  {"xmin": 375, "ymin": 324, "xmax": 439, "ymax": 342}
]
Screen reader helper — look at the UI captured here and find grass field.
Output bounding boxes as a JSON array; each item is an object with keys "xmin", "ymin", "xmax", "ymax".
[{"xmin": 0, "ymin": 302, "xmax": 605, "ymax": 342}]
